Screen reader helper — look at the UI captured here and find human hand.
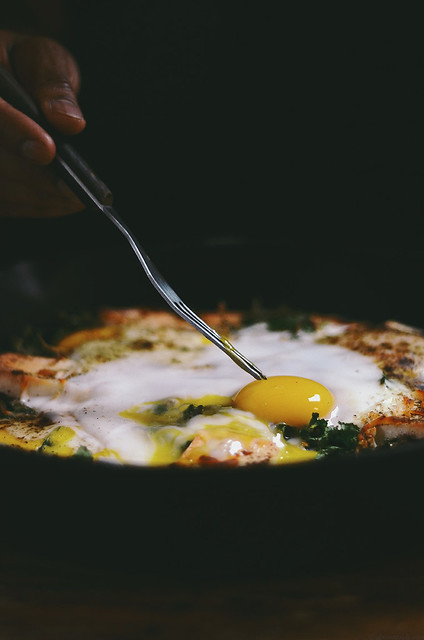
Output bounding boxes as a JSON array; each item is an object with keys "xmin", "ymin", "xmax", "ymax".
[{"xmin": 0, "ymin": 30, "xmax": 86, "ymax": 217}]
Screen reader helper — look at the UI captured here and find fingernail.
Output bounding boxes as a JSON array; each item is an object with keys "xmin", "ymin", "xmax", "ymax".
[
  {"xmin": 50, "ymin": 98, "xmax": 84, "ymax": 120},
  {"xmin": 21, "ymin": 140, "xmax": 48, "ymax": 164}
]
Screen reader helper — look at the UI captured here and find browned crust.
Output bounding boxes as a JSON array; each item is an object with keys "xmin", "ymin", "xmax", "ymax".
[
  {"xmin": 318, "ymin": 320, "xmax": 424, "ymax": 392},
  {"xmin": 361, "ymin": 415, "xmax": 424, "ymax": 448},
  {"xmin": 99, "ymin": 307, "xmax": 243, "ymax": 333},
  {"xmin": 0, "ymin": 353, "xmax": 77, "ymax": 398},
  {"xmin": 56, "ymin": 325, "xmax": 122, "ymax": 354},
  {"xmin": 177, "ymin": 433, "xmax": 279, "ymax": 466},
  {"xmin": 99, "ymin": 308, "xmax": 188, "ymax": 328}
]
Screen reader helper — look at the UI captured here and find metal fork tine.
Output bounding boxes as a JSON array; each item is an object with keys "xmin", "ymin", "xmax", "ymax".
[
  {"xmin": 176, "ymin": 301, "xmax": 219, "ymax": 336},
  {"xmin": 174, "ymin": 300, "xmax": 266, "ymax": 379},
  {"xmin": 103, "ymin": 205, "xmax": 266, "ymax": 380}
]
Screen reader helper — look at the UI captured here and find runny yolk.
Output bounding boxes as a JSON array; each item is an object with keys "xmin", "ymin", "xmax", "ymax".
[{"xmin": 233, "ymin": 375, "xmax": 335, "ymax": 427}]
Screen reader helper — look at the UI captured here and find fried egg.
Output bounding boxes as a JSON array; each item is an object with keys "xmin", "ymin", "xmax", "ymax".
[{"xmin": 16, "ymin": 320, "xmax": 409, "ymax": 466}]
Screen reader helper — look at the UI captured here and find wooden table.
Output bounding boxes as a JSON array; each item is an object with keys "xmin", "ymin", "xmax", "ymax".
[{"xmin": 1, "ymin": 549, "xmax": 424, "ymax": 640}]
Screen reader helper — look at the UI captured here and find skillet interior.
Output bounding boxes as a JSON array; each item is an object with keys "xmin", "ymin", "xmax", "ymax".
[{"xmin": 1, "ymin": 239, "xmax": 424, "ymax": 577}]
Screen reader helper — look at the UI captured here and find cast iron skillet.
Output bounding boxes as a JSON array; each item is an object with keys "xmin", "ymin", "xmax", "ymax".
[{"xmin": 1, "ymin": 239, "xmax": 424, "ymax": 578}]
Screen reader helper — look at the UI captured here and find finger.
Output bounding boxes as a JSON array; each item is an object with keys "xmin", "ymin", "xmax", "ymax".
[
  {"xmin": 0, "ymin": 97, "xmax": 55, "ymax": 164},
  {"xmin": 11, "ymin": 36, "xmax": 86, "ymax": 136},
  {"xmin": 0, "ymin": 197, "xmax": 83, "ymax": 217},
  {"xmin": 0, "ymin": 148, "xmax": 84, "ymax": 216},
  {"xmin": 0, "ymin": 178, "xmax": 84, "ymax": 217}
]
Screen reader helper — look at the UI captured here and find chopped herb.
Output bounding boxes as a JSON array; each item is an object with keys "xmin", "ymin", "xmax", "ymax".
[
  {"xmin": 180, "ymin": 439, "xmax": 193, "ymax": 453},
  {"xmin": 266, "ymin": 310, "xmax": 315, "ymax": 335},
  {"xmin": 4, "ymin": 309, "xmax": 102, "ymax": 356},
  {"xmin": 280, "ymin": 424, "xmax": 299, "ymax": 441},
  {"xmin": 0, "ymin": 393, "xmax": 37, "ymax": 418},
  {"xmin": 73, "ymin": 445, "xmax": 93, "ymax": 459},
  {"xmin": 38, "ymin": 436, "xmax": 52, "ymax": 452},
  {"xmin": 153, "ymin": 402, "xmax": 172, "ymax": 416},
  {"xmin": 276, "ymin": 413, "xmax": 360, "ymax": 458},
  {"xmin": 379, "ymin": 372, "xmax": 389, "ymax": 385},
  {"xmin": 182, "ymin": 404, "xmax": 204, "ymax": 421},
  {"xmin": 134, "ymin": 397, "xmax": 228, "ymax": 428}
]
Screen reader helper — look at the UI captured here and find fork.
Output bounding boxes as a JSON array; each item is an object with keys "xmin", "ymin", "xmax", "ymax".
[{"xmin": 0, "ymin": 63, "xmax": 266, "ymax": 380}]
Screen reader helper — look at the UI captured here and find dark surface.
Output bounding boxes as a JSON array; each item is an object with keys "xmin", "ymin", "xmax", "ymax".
[
  {"xmin": 2, "ymin": 416, "xmax": 424, "ymax": 577},
  {"xmin": 2, "ymin": 440, "xmax": 424, "ymax": 640},
  {"xmin": 2, "ymin": 548, "xmax": 424, "ymax": 640}
]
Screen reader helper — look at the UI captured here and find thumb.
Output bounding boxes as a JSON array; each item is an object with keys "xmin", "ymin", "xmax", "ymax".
[{"xmin": 12, "ymin": 36, "xmax": 86, "ymax": 136}]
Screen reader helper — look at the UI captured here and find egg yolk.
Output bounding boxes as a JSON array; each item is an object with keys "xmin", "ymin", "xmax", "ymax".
[{"xmin": 233, "ymin": 375, "xmax": 335, "ymax": 427}]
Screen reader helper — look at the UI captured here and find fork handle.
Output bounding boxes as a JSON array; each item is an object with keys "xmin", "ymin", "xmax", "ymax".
[{"xmin": 0, "ymin": 62, "xmax": 113, "ymax": 207}]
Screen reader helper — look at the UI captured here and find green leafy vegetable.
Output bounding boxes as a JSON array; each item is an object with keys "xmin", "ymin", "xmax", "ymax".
[
  {"xmin": 0, "ymin": 393, "xmax": 37, "ymax": 418},
  {"xmin": 278, "ymin": 413, "xmax": 360, "ymax": 458},
  {"xmin": 5, "ymin": 309, "xmax": 102, "ymax": 356},
  {"xmin": 73, "ymin": 445, "xmax": 93, "ymax": 459},
  {"xmin": 379, "ymin": 372, "xmax": 389, "ymax": 386},
  {"xmin": 38, "ymin": 435, "xmax": 52, "ymax": 452},
  {"xmin": 182, "ymin": 404, "xmax": 205, "ymax": 421},
  {"xmin": 266, "ymin": 310, "xmax": 315, "ymax": 334}
]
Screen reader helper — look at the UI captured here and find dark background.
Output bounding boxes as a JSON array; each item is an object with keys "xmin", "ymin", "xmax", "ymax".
[
  {"xmin": 1, "ymin": 2, "xmax": 423, "ymax": 323},
  {"xmin": 2, "ymin": 2, "xmax": 423, "ymax": 252}
]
